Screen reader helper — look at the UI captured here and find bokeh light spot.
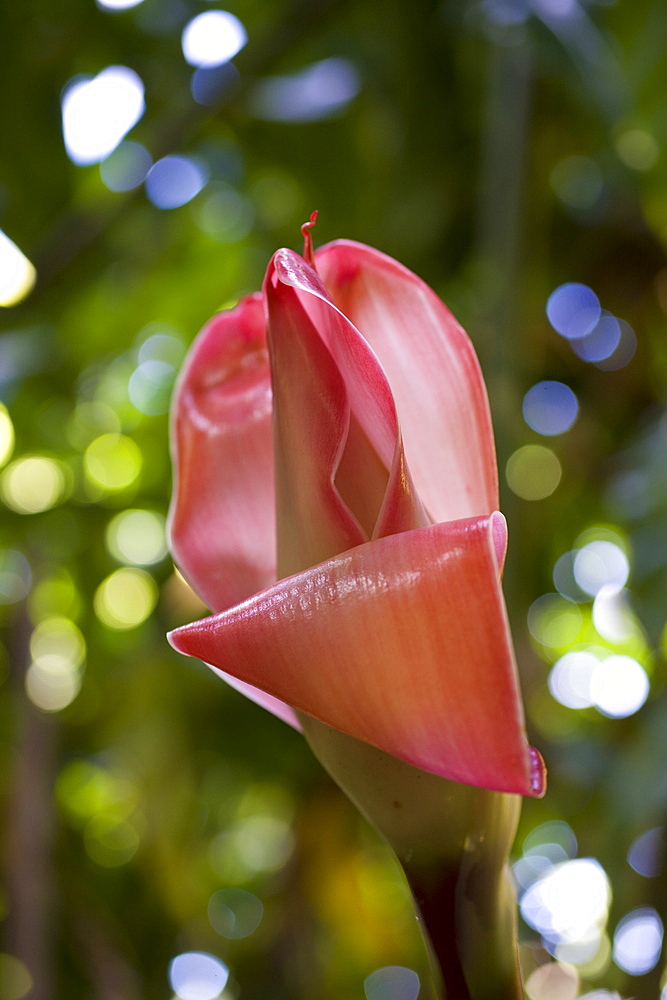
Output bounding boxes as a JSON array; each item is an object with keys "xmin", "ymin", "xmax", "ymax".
[
  {"xmin": 506, "ymin": 444, "xmax": 562, "ymax": 500},
  {"xmin": 30, "ymin": 616, "xmax": 86, "ymax": 672},
  {"xmin": 575, "ymin": 992, "xmax": 620, "ymax": 1000},
  {"xmin": 62, "ymin": 66, "xmax": 145, "ymax": 165},
  {"xmin": 573, "ymin": 541, "xmax": 629, "ymax": 597},
  {"xmin": 94, "ymin": 567, "xmax": 157, "ymax": 629},
  {"xmin": 592, "ymin": 586, "xmax": 636, "ymax": 642},
  {"xmin": 525, "ymin": 821, "xmax": 578, "ymax": 860},
  {"xmin": 169, "ymin": 952, "xmax": 229, "ymax": 1000},
  {"xmin": 0, "ymin": 550, "xmax": 32, "ymax": 605},
  {"xmin": 128, "ymin": 359, "xmax": 176, "ymax": 414},
  {"xmin": 548, "ymin": 651, "xmax": 598, "ymax": 709},
  {"xmin": 0, "ymin": 953, "xmax": 33, "ymax": 1000},
  {"xmin": 615, "ymin": 130, "xmax": 659, "ymax": 171},
  {"xmin": 0, "ymin": 231, "xmax": 36, "ymax": 308},
  {"xmin": 208, "ymin": 888, "xmax": 264, "ymax": 939},
  {"xmin": 520, "ymin": 859, "xmax": 611, "ymax": 947},
  {"xmin": 364, "ymin": 965, "xmax": 421, "ymax": 1000},
  {"xmin": 594, "ymin": 319, "xmax": 636, "ymax": 371},
  {"xmin": 589, "ymin": 655, "xmax": 649, "ymax": 718},
  {"xmin": 235, "ymin": 815, "xmax": 294, "ymax": 872},
  {"xmin": 251, "ymin": 58, "xmax": 360, "ymax": 123},
  {"xmin": 613, "ymin": 908, "xmax": 663, "ymax": 974},
  {"xmin": 627, "ymin": 828, "xmax": 664, "ymax": 878},
  {"xmin": 570, "ymin": 313, "xmax": 621, "ymax": 363},
  {"xmin": 0, "ymin": 404, "xmax": 15, "ymax": 466},
  {"xmin": 524, "ymin": 960, "xmax": 579, "ymax": 1000},
  {"xmin": 25, "ymin": 616, "xmax": 86, "ymax": 712},
  {"xmin": 100, "ymin": 141, "xmax": 152, "ymax": 192},
  {"xmin": 522, "ymin": 381, "xmax": 579, "ymax": 436},
  {"xmin": 546, "ymin": 283, "xmax": 601, "ymax": 340},
  {"xmin": 146, "ymin": 155, "xmax": 208, "ymax": 209},
  {"xmin": 528, "ymin": 595, "xmax": 583, "ymax": 649},
  {"xmin": 106, "ymin": 509, "xmax": 167, "ymax": 565},
  {"xmin": 552, "ymin": 550, "xmax": 588, "ymax": 602},
  {"xmin": 97, "ymin": 0, "xmax": 146, "ymax": 8},
  {"xmin": 515, "ymin": 822, "xmax": 578, "ymax": 892},
  {"xmin": 56, "ymin": 758, "xmax": 138, "ymax": 826},
  {"xmin": 181, "ymin": 11, "xmax": 247, "ymax": 68},
  {"xmin": 26, "ymin": 662, "xmax": 82, "ymax": 712},
  {"xmin": 209, "ymin": 814, "xmax": 295, "ymax": 882},
  {"xmin": 138, "ymin": 330, "xmax": 185, "ymax": 366},
  {"xmin": 556, "ymin": 932, "xmax": 612, "ymax": 976},
  {"xmin": 84, "ymin": 434, "xmax": 142, "ymax": 491},
  {"xmin": 2, "ymin": 456, "xmax": 67, "ymax": 513}
]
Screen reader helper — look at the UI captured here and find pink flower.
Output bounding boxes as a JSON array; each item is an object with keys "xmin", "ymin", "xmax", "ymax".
[{"xmin": 168, "ymin": 224, "xmax": 545, "ymax": 797}]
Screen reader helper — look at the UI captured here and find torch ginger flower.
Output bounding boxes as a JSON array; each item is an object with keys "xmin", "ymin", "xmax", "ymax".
[{"xmin": 168, "ymin": 217, "xmax": 545, "ymax": 799}]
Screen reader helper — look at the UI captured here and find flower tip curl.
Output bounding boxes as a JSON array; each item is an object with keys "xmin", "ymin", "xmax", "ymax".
[{"xmin": 301, "ymin": 210, "xmax": 319, "ymax": 266}]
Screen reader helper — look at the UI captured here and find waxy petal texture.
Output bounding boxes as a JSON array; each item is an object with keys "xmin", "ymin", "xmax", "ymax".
[
  {"xmin": 315, "ymin": 240, "xmax": 499, "ymax": 522},
  {"xmin": 268, "ymin": 249, "xmax": 428, "ymax": 544},
  {"xmin": 170, "ymin": 515, "xmax": 540, "ymax": 796},
  {"xmin": 168, "ymin": 295, "xmax": 276, "ymax": 611},
  {"xmin": 263, "ymin": 261, "xmax": 366, "ymax": 579}
]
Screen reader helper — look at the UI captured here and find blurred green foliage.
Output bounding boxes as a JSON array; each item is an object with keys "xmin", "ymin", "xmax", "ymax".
[{"xmin": 1, "ymin": 0, "xmax": 667, "ymax": 998}]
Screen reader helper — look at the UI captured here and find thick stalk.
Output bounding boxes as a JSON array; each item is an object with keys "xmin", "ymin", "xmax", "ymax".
[{"xmin": 299, "ymin": 715, "xmax": 524, "ymax": 1000}]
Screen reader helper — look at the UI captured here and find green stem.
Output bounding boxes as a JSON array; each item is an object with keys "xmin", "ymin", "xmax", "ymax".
[{"xmin": 299, "ymin": 716, "xmax": 525, "ymax": 1000}]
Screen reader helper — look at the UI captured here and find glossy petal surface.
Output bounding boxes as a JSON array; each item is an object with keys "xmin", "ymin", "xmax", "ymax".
[
  {"xmin": 170, "ymin": 515, "xmax": 539, "ymax": 795},
  {"xmin": 315, "ymin": 240, "xmax": 498, "ymax": 521},
  {"xmin": 263, "ymin": 261, "xmax": 365, "ymax": 578}
]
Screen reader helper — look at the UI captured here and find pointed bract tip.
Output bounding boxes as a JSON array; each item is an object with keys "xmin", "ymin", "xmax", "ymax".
[
  {"xmin": 490, "ymin": 510, "xmax": 508, "ymax": 574},
  {"xmin": 529, "ymin": 747, "xmax": 547, "ymax": 798},
  {"xmin": 301, "ymin": 211, "xmax": 319, "ymax": 266},
  {"xmin": 166, "ymin": 627, "xmax": 191, "ymax": 655}
]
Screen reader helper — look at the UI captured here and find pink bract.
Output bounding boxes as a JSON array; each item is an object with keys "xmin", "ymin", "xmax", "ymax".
[{"xmin": 168, "ymin": 236, "xmax": 545, "ymax": 798}]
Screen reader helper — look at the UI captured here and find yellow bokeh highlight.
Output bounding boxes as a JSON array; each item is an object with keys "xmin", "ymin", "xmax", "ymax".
[
  {"xmin": 528, "ymin": 594, "xmax": 585, "ymax": 656},
  {"xmin": 561, "ymin": 931, "xmax": 612, "ymax": 978},
  {"xmin": 57, "ymin": 758, "xmax": 138, "ymax": 827},
  {"xmin": 26, "ymin": 664, "xmax": 82, "ymax": 713},
  {"xmin": 0, "ymin": 229, "xmax": 36, "ymax": 307},
  {"xmin": 506, "ymin": 445, "xmax": 562, "ymax": 501},
  {"xmin": 84, "ymin": 433, "xmax": 142, "ymax": 491},
  {"xmin": 30, "ymin": 616, "xmax": 86, "ymax": 672},
  {"xmin": 94, "ymin": 567, "xmax": 157, "ymax": 629},
  {"xmin": 0, "ymin": 405, "xmax": 15, "ymax": 467},
  {"xmin": 56, "ymin": 758, "xmax": 143, "ymax": 867},
  {"xmin": 1, "ymin": 455, "xmax": 67, "ymax": 513},
  {"xmin": 615, "ymin": 129, "xmax": 659, "ymax": 171},
  {"xmin": 0, "ymin": 952, "xmax": 33, "ymax": 1000},
  {"xmin": 25, "ymin": 616, "xmax": 86, "ymax": 713},
  {"xmin": 106, "ymin": 508, "xmax": 167, "ymax": 565}
]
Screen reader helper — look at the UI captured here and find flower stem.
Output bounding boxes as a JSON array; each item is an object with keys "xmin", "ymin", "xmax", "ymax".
[{"xmin": 299, "ymin": 716, "xmax": 525, "ymax": 1000}]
